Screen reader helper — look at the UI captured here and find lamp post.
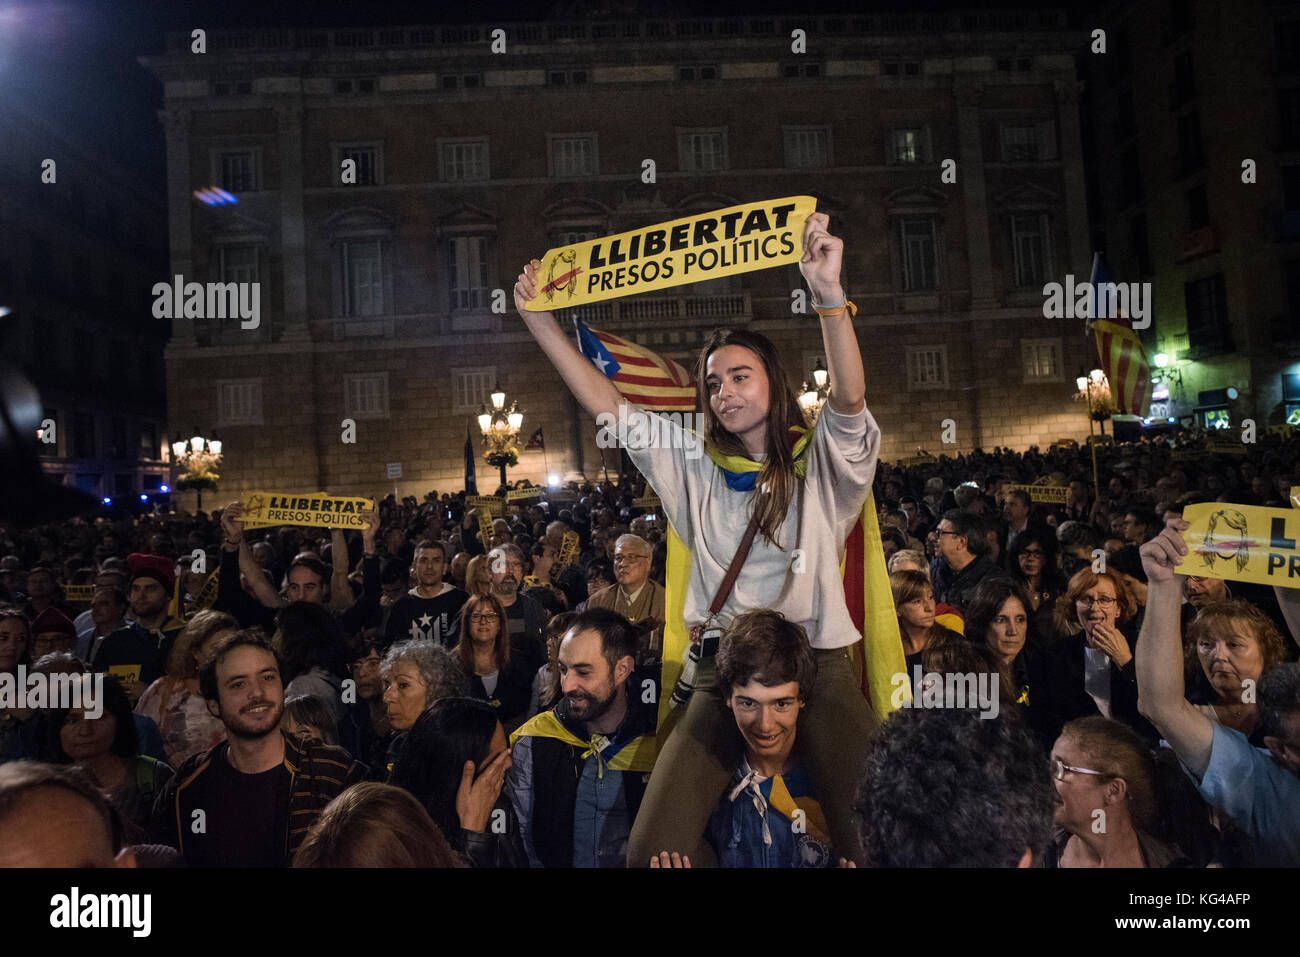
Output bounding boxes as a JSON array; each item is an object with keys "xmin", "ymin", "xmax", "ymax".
[
  {"xmin": 478, "ymin": 385, "xmax": 524, "ymax": 492},
  {"xmin": 170, "ymin": 433, "xmax": 223, "ymax": 511},
  {"xmin": 1074, "ymin": 369, "xmax": 1113, "ymax": 503},
  {"xmin": 797, "ymin": 358, "xmax": 831, "ymax": 425}
]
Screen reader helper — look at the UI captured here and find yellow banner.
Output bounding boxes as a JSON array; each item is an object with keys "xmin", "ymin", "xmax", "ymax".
[
  {"xmin": 240, "ymin": 491, "xmax": 374, "ymax": 530},
  {"xmin": 1004, "ymin": 483, "xmax": 1069, "ymax": 504},
  {"xmin": 63, "ymin": 584, "xmax": 95, "ymax": 604},
  {"xmin": 465, "ymin": 495, "xmax": 505, "ymax": 516},
  {"xmin": 523, "ymin": 196, "xmax": 816, "ymax": 310},
  {"xmin": 506, "ymin": 488, "xmax": 542, "ymax": 502},
  {"xmin": 1176, "ymin": 502, "xmax": 1300, "ymax": 586},
  {"xmin": 632, "ymin": 493, "xmax": 661, "ymax": 509},
  {"xmin": 1292, "ymin": 486, "xmax": 1300, "ymax": 510},
  {"xmin": 556, "ymin": 530, "xmax": 580, "ymax": 571}
]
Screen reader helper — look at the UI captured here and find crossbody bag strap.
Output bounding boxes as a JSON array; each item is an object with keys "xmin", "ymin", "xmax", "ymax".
[{"xmin": 707, "ymin": 513, "xmax": 762, "ymax": 619}]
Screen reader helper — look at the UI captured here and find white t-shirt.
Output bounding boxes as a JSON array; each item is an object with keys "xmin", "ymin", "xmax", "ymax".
[{"xmin": 619, "ymin": 400, "xmax": 879, "ymax": 650}]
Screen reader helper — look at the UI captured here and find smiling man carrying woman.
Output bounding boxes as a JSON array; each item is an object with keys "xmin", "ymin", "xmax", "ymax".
[{"xmin": 514, "ymin": 211, "xmax": 880, "ymax": 866}]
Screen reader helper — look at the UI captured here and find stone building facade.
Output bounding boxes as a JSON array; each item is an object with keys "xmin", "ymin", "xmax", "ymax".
[{"xmin": 142, "ymin": 10, "xmax": 1098, "ymax": 503}]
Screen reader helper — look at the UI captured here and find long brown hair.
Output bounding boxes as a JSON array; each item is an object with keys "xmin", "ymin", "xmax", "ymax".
[
  {"xmin": 454, "ymin": 593, "xmax": 510, "ymax": 674},
  {"xmin": 695, "ymin": 328, "xmax": 806, "ymax": 547}
]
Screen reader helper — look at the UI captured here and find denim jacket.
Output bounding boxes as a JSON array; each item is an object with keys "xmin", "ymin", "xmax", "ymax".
[{"xmin": 706, "ymin": 759, "xmax": 833, "ymax": 868}]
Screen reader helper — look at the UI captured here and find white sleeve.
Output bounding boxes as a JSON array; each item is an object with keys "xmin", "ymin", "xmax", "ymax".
[
  {"xmin": 806, "ymin": 402, "xmax": 880, "ymax": 529},
  {"xmin": 616, "ymin": 404, "xmax": 699, "ymax": 543}
]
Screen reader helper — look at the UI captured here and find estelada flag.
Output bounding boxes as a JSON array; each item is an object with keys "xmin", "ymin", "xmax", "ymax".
[
  {"xmin": 524, "ymin": 427, "xmax": 545, "ymax": 450},
  {"xmin": 574, "ymin": 318, "xmax": 696, "ymax": 413},
  {"xmin": 1089, "ymin": 254, "xmax": 1152, "ymax": 417},
  {"xmin": 658, "ymin": 428, "xmax": 909, "ymax": 731}
]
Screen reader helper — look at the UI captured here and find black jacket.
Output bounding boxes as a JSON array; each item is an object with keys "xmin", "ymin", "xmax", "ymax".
[{"xmin": 934, "ymin": 555, "xmax": 1014, "ymax": 612}]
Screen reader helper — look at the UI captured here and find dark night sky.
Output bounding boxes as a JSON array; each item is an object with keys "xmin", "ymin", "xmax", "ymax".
[{"xmin": 0, "ymin": 0, "xmax": 1095, "ymax": 191}]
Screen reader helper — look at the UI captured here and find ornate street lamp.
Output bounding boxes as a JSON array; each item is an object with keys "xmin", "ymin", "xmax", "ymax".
[
  {"xmin": 798, "ymin": 358, "xmax": 832, "ymax": 425},
  {"xmin": 478, "ymin": 385, "xmax": 524, "ymax": 491},
  {"xmin": 171, "ymin": 432, "xmax": 223, "ymax": 511}
]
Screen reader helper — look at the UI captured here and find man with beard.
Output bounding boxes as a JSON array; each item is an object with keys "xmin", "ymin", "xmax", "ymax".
[
  {"xmin": 90, "ymin": 554, "xmax": 185, "ymax": 703},
  {"xmin": 151, "ymin": 631, "xmax": 364, "ymax": 866},
  {"xmin": 384, "ymin": 540, "xmax": 468, "ymax": 647},
  {"xmin": 506, "ymin": 609, "xmax": 657, "ymax": 867}
]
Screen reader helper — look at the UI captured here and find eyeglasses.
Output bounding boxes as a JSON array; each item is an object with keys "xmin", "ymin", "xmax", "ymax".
[
  {"xmin": 1051, "ymin": 756, "xmax": 1111, "ymax": 781},
  {"xmin": 1076, "ymin": 595, "xmax": 1118, "ymax": 607},
  {"xmin": 935, "ymin": 529, "xmax": 960, "ymax": 537},
  {"xmin": 1020, "ymin": 548, "xmax": 1046, "ymax": 558},
  {"xmin": 469, "ymin": 613, "xmax": 500, "ymax": 623},
  {"xmin": 613, "ymin": 555, "xmax": 648, "ymax": 565}
]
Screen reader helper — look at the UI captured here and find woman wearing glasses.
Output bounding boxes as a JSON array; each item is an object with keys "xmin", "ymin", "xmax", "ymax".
[
  {"xmin": 454, "ymin": 594, "xmax": 534, "ymax": 731},
  {"xmin": 1045, "ymin": 716, "xmax": 1189, "ymax": 868},
  {"xmin": 1038, "ymin": 567, "xmax": 1156, "ymax": 746},
  {"xmin": 1006, "ymin": 528, "xmax": 1065, "ymax": 641}
]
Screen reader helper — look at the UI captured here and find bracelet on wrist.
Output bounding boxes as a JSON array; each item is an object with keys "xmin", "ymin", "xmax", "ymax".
[
  {"xmin": 224, "ymin": 537, "xmax": 241, "ymax": 546},
  {"xmin": 812, "ymin": 297, "xmax": 857, "ymax": 318}
]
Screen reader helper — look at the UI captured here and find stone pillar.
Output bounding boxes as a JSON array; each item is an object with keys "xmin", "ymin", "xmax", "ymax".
[
  {"xmin": 955, "ymin": 81, "xmax": 997, "ymax": 311},
  {"xmin": 160, "ymin": 108, "xmax": 195, "ymax": 345},
  {"xmin": 275, "ymin": 105, "xmax": 309, "ymax": 341},
  {"xmin": 1055, "ymin": 78, "xmax": 1092, "ymax": 278}
]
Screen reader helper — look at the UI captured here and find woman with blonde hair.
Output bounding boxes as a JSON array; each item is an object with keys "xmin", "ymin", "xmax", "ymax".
[
  {"xmin": 464, "ymin": 555, "xmax": 493, "ymax": 598},
  {"xmin": 134, "ymin": 609, "xmax": 234, "ymax": 766}
]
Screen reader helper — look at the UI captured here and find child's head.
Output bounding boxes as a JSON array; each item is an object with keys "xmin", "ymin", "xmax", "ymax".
[
  {"xmin": 281, "ymin": 695, "xmax": 339, "ymax": 747},
  {"xmin": 716, "ymin": 611, "xmax": 817, "ymax": 768}
]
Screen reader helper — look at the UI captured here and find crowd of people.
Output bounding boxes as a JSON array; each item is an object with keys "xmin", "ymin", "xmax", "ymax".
[{"xmin": 2, "ymin": 214, "xmax": 1298, "ymax": 869}]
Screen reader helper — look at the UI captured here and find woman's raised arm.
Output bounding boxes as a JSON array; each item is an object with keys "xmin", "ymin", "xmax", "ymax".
[
  {"xmin": 514, "ymin": 259, "xmax": 625, "ymax": 423},
  {"xmin": 799, "ymin": 213, "xmax": 865, "ymax": 416}
]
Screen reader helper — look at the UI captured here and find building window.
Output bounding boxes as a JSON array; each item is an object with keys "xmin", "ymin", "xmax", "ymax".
[
  {"xmin": 999, "ymin": 126, "xmax": 1038, "ymax": 162},
  {"xmin": 439, "ymin": 139, "xmax": 489, "ymax": 182},
  {"xmin": 342, "ymin": 241, "xmax": 383, "ymax": 317},
  {"xmin": 218, "ymin": 245, "xmax": 258, "ymax": 284},
  {"xmin": 212, "ymin": 79, "xmax": 253, "ymax": 96},
  {"xmin": 678, "ymin": 65, "xmax": 719, "ymax": 81},
  {"xmin": 1130, "ymin": 213, "xmax": 1152, "ymax": 277},
  {"xmin": 453, "ymin": 367, "xmax": 497, "ymax": 413},
  {"xmin": 448, "ymin": 235, "xmax": 491, "ymax": 311},
  {"xmin": 1186, "ymin": 183, "xmax": 1210, "ymax": 230},
  {"xmin": 1177, "ymin": 111, "xmax": 1204, "ymax": 176},
  {"xmin": 72, "ymin": 413, "xmax": 96, "ymax": 459},
  {"xmin": 1185, "ymin": 274, "xmax": 1228, "ymax": 351},
  {"xmin": 1280, "ymin": 89, "xmax": 1300, "ymax": 148},
  {"xmin": 337, "ymin": 144, "xmax": 382, "ymax": 186},
  {"xmin": 898, "ymin": 217, "xmax": 938, "ymax": 291},
  {"xmin": 784, "ymin": 127, "xmax": 830, "ymax": 168},
  {"xmin": 547, "ymin": 69, "xmax": 588, "ymax": 85},
  {"xmin": 1010, "ymin": 213, "xmax": 1052, "ymax": 288},
  {"xmin": 439, "ymin": 73, "xmax": 483, "ymax": 89},
  {"xmin": 906, "ymin": 346, "xmax": 948, "ymax": 390},
  {"xmin": 218, "ymin": 150, "xmax": 258, "ymax": 192},
  {"xmin": 1171, "ymin": 50, "xmax": 1196, "ymax": 106},
  {"xmin": 217, "ymin": 379, "xmax": 264, "ymax": 427},
  {"xmin": 1022, "ymin": 338, "xmax": 1063, "ymax": 382},
  {"xmin": 1278, "ymin": 20, "xmax": 1300, "ymax": 74},
  {"xmin": 335, "ymin": 78, "xmax": 377, "ymax": 94},
  {"xmin": 678, "ymin": 128, "xmax": 727, "ymax": 172},
  {"xmin": 889, "ymin": 128, "xmax": 930, "ymax": 164},
  {"xmin": 344, "ymin": 373, "xmax": 389, "ymax": 419},
  {"xmin": 549, "ymin": 135, "xmax": 598, "ymax": 177},
  {"xmin": 883, "ymin": 61, "xmax": 921, "ymax": 77},
  {"xmin": 554, "ymin": 230, "xmax": 598, "ymax": 248},
  {"xmin": 782, "ymin": 62, "xmax": 822, "ymax": 78}
]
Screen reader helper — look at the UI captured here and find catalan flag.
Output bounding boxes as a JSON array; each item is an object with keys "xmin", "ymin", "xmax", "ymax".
[
  {"xmin": 573, "ymin": 318, "xmax": 696, "ymax": 412},
  {"xmin": 1089, "ymin": 254, "xmax": 1152, "ymax": 418}
]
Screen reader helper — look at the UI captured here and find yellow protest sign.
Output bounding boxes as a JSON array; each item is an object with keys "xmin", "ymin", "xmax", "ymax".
[
  {"xmin": 1292, "ymin": 486, "xmax": 1300, "ymax": 510},
  {"xmin": 465, "ymin": 495, "xmax": 505, "ymax": 516},
  {"xmin": 1176, "ymin": 502, "xmax": 1300, "ymax": 587},
  {"xmin": 1004, "ymin": 484, "xmax": 1069, "ymax": 504},
  {"xmin": 240, "ymin": 491, "xmax": 374, "ymax": 530},
  {"xmin": 63, "ymin": 584, "xmax": 95, "ymax": 604},
  {"xmin": 506, "ymin": 488, "xmax": 542, "ymax": 502},
  {"xmin": 108, "ymin": 665, "xmax": 141, "ymax": 684},
  {"xmin": 633, "ymin": 493, "xmax": 661, "ymax": 509},
  {"xmin": 524, "ymin": 196, "xmax": 817, "ymax": 310},
  {"xmin": 556, "ymin": 530, "xmax": 580, "ymax": 571}
]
